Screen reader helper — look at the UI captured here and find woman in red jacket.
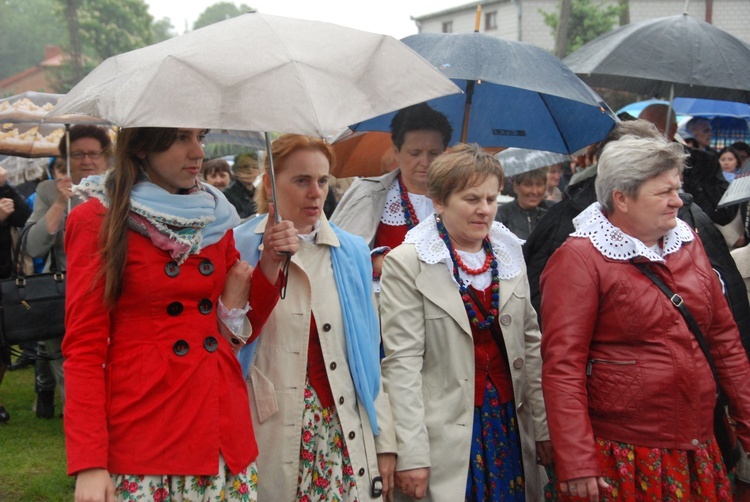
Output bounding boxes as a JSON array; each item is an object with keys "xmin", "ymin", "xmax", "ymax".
[
  {"xmin": 540, "ymin": 135, "xmax": 750, "ymax": 501},
  {"xmin": 63, "ymin": 127, "xmax": 296, "ymax": 501}
]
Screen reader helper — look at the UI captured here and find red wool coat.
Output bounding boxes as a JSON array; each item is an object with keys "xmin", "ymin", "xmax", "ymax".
[{"xmin": 63, "ymin": 198, "xmax": 257, "ymax": 476}]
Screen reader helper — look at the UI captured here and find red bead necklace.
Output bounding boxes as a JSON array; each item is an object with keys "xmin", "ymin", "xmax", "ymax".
[
  {"xmin": 397, "ymin": 175, "xmax": 419, "ymax": 228},
  {"xmin": 454, "ymin": 250, "xmax": 492, "ymax": 275}
]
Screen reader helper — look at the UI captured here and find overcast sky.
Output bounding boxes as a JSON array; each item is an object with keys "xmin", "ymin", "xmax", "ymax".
[{"xmin": 146, "ymin": 0, "xmax": 464, "ymax": 39}]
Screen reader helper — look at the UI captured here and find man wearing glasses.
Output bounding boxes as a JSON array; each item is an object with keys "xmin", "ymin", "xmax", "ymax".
[{"xmin": 23, "ymin": 124, "xmax": 112, "ymax": 419}]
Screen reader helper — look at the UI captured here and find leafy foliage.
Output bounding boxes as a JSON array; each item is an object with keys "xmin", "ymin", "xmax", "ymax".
[
  {"xmin": 76, "ymin": 0, "xmax": 154, "ymax": 61},
  {"xmin": 193, "ymin": 2, "xmax": 254, "ymax": 30},
  {"xmin": 540, "ymin": 0, "xmax": 624, "ymax": 57},
  {"xmin": 0, "ymin": 0, "xmax": 67, "ymax": 82},
  {"xmin": 153, "ymin": 17, "xmax": 177, "ymax": 44}
]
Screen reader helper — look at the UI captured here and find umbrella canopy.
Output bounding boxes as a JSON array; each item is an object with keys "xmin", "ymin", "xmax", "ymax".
[
  {"xmin": 672, "ymin": 98, "xmax": 750, "ymax": 118},
  {"xmin": 331, "ymin": 132, "xmax": 396, "ymax": 178},
  {"xmin": 563, "ymin": 14, "xmax": 750, "ymax": 103},
  {"xmin": 496, "ymin": 148, "xmax": 570, "ymax": 177},
  {"xmin": 350, "ymin": 32, "xmax": 617, "ymax": 154},
  {"xmin": 47, "ymin": 12, "xmax": 461, "ymax": 137},
  {"xmin": 202, "ymin": 129, "xmax": 265, "ymax": 159},
  {"xmin": 0, "ymin": 91, "xmax": 113, "ymax": 158}
]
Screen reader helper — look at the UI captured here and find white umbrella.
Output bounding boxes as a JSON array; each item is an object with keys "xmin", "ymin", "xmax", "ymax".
[
  {"xmin": 496, "ymin": 148, "xmax": 570, "ymax": 177},
  {"xmin": 46, "ymin": 12, "xmax": 461, "ymax": 137},
  {"xmin": 47, "ymin": 12, "xmax": 461, "ymax": 221}
]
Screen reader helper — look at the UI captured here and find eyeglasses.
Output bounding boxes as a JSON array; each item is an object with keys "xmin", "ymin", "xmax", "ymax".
[{"xmin": 70, "ymin": 151, "xmax": 104, "ymax": 160}]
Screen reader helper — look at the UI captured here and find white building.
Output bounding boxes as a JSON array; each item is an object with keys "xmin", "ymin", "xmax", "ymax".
[{"xmin": 412, "ymin": 0, "xmax": 750, "ymax": 51}]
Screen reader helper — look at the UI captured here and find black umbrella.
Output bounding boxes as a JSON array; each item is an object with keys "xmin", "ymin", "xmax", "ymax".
[{"xmin": 563, "ymin": 13, "xmax": 750, "ymax": 104}]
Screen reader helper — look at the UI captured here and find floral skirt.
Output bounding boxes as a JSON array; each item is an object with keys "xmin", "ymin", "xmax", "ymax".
[
  {"xmin": 297, "ymin": 380, "xmax": 359, "ymax": 501},
  {"xmin": 554, "ymin": 437, "xmax": 732, "ymax": 501},
  {"xmin": 465, "ymin": 380, "xmax": 525, "ymax": 501},
  {"xmin": 111, "ymin": 456, "xmax": 257, "ymax": 501}
]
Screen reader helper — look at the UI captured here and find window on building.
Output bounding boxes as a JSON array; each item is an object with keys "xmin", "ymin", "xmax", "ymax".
[
  {"xmin": 442, "ymin": 20, "xmax": 453, "ymax": 33},
  {"xmin": 485, "ymin": 11, "xmax": 497, "ymax": 31}
]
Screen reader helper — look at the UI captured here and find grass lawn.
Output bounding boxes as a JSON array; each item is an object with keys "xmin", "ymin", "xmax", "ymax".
[{"xmin": 0, "ymin": 360, "xmax": 74, "ymax": 501}]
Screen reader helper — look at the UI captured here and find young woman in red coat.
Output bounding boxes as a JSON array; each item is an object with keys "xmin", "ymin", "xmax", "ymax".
[{"xmin": 63, "ymin": 127, "xmax": 297, "ymax": 502}]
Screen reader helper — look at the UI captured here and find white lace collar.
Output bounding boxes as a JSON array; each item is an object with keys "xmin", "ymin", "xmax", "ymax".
[
  {"xmin": 380, "ymin": 175, "xmax": 434, "ymax": 226},
  {"xmin": 571, "ymin": 202, "xmax": 694, "ymax": 263},
  {"xmin": 404, "ymin": 214, "xmax": 525, "ymax": 288}
]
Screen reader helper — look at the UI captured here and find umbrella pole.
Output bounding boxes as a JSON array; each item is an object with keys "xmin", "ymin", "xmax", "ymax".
[
  {"xmin": 460, "ymin": 4, "xmax": 482, "ymax": 144},
  {"xmin": 461, "ymin": 81, "xmax": 475, "ymax": 143},
  {"xmin": 263, "ymin": 131, "xmax": 291, "ymax": 299},
  {"xmin": 666, "ymin": 84, "xmax": 675, "ymax": 141},
  {"xmin": 264, "ymin": 131, "xmax": 282, "ymax": 224},
  {"xmin": 66, "ymin": 124, "xmax": 71, "ymax": 213}
]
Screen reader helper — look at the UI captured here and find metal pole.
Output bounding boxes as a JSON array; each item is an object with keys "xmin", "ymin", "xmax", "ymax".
[
  {"xmin": 66, "ymin": 124, "xmax": 71, "ymax": 213},
  {"xmin": 264, "ymin": 131, "xmax": 282, "ymax": 223},
  {"xmin": 665, "ymin": 84, "xmax": 675, "ymax": 141}
]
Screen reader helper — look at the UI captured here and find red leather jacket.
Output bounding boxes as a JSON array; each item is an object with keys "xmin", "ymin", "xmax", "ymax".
[
  {"xmin": 63, "ymin": 199, "xmax": 256, "ymax": 476},
  {"xmin": 540, "ymin": 235, "xmax": 750, "ymax": 483}
]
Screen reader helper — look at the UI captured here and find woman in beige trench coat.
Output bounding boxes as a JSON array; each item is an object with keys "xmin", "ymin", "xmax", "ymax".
[
  {"xmin": 379, "ymin": 144, "xmax": 550, "ymax": 501},
  {"xmin": 234, "ymin": 134, "xmax": 396, "ymax": 501}
]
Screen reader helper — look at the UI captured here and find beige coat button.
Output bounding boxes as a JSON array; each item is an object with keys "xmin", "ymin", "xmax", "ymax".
[
  {"xmin": 500, "ymin": 314, "xmax": 512, "ymax": 326},
  {"xmin": 513, "ymin": 358, "xmax": 523, "ymax": 369}
]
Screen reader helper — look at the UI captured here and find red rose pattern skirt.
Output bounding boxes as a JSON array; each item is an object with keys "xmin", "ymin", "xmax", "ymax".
[
  {"xmin": 554, "ymin": 437, "xmax": 732, "ymax": 501},
  {"xmin": 296, "ymin": 380, "xmax": 360, "ymax": 502},
  {"xmin": 111, "ymin": 456, "xmax": 257, "ymax": 501}
]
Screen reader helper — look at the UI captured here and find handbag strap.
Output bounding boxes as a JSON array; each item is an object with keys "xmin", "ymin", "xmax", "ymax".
[
  {"xmin": 465, "ymin": 285, "xmax": 509, "ymax": 360},
  {"xmin": 12, "ymin": 223, "xmax": 62, "ymax": 277},
  {"xmin": 631, "ymin": 260, "xmax": 719, "ymax": 386}
]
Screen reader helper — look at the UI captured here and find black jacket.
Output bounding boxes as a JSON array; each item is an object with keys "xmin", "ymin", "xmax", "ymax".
[{"xmin": 0, "ymin": 183, "xmax": 33, "ymax": 279}]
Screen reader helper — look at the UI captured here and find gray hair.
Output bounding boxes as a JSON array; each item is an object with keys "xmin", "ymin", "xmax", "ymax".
[
  {"xmin": 595, "ymin": 136, "xmax": 687, "ymax": 212},
  {"xmin": 685, "ymin": 116, "xmax": 711, "ymax": 133}
]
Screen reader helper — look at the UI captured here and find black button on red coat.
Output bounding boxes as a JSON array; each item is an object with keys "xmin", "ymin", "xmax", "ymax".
[
  {"xmin": 203, "ymin": 336, "xmax": 218, "ymax": 352},
  {"xmin": 167, "ymin": 302, "xmax": 184, "ymax": 316},
  {"xmin": 199, "ymin": 259, "xmax": 215, "ymax": 276},
  {"xmin": 198, "ymin": 299, "xmax": 213, "ymax": 315},
  {"xmin": 165, "ymin": 261, "xmax": 180, "ymax": 277},
  {"xmin": 173, "ymin": 340, "xmax": 189, "ymax": 356}
]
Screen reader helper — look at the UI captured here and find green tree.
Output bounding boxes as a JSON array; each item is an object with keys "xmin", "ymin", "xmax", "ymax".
[
  {"xmin": 77, "ymin": 0, "xmax": 154, "ymax": 61},
  {"xmin": 541, "ymin": 0, "xmax": 624, "ymax": 57},
  {"xmin": 193, "ymin": 2, "xmax": 254, "ymax": 30},
  {"xmin": 153, "ymin": 17, "xmax": 177, "ymax": 43},
  {"xmin": 0, "ymin": 0, "xmax": 67, "ymax": 83},
  {"xmin": 48, "ymin": 0, "xmax": 154, "ymax": 92}
]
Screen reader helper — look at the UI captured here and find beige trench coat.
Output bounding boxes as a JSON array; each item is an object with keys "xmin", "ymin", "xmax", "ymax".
[
  {"xmin": 330, "ymin": 168, "xmax": 400, "ymax": 247},
  {"xmin": 247, "ymin": 216, "xmax": 396, "ymax": 501},
  {"xmin": 380, "ymin": 243, "xmax": 549, "ymax": 502}
]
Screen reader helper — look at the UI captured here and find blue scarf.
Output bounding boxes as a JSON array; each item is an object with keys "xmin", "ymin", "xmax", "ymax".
[
  {"xmin": 234, "ymin": 215, "xmax": 381, "ymax": 433},
  {"xmin": 75, "ymin": 173, "xmax": 240, "ymax": 263}
]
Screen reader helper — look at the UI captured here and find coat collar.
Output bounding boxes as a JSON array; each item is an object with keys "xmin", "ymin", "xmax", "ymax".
[{"xmin": 253, "ymin": 213, "xmax": 340, "ymax": 249}]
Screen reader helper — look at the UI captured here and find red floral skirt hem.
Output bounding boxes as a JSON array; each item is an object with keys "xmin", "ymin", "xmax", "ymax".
[{"xmin": 553, "ymin": 436, "xmax": 732, "ymax": 501}]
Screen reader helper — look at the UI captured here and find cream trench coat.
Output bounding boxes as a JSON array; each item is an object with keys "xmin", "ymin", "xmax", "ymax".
[
  {"xmin": 380, "ymin": 242, "xmax": 549, "ymax": 502},
  {"xmin": 330, "ymin": 168, "xmax": 400, "ymax": 247},
  {"xmin": 246, "ymin": 216, "xmax": 396, "ymax": 501}
]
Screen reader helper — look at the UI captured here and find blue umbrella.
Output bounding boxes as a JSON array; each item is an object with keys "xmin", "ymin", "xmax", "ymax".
[
  {"xmin": 671, "ymin": 98, "xmax": 750, "ymax": 118},
  {"xmin": 616, "ymin": 99, "xmax": 668, "ymax": 118},
  {"xmin": 350, "ymin": 32, "xmax": 617, "ymax": 155}
]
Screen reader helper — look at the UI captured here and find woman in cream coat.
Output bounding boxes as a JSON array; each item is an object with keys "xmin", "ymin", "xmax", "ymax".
[
  {"xmin": 234, "ymin": 134, "xmax": 396, "ymax": 501},
  {"xmin": 380, "ymin": 144, "xmax": 550, "ymax": 501}
]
